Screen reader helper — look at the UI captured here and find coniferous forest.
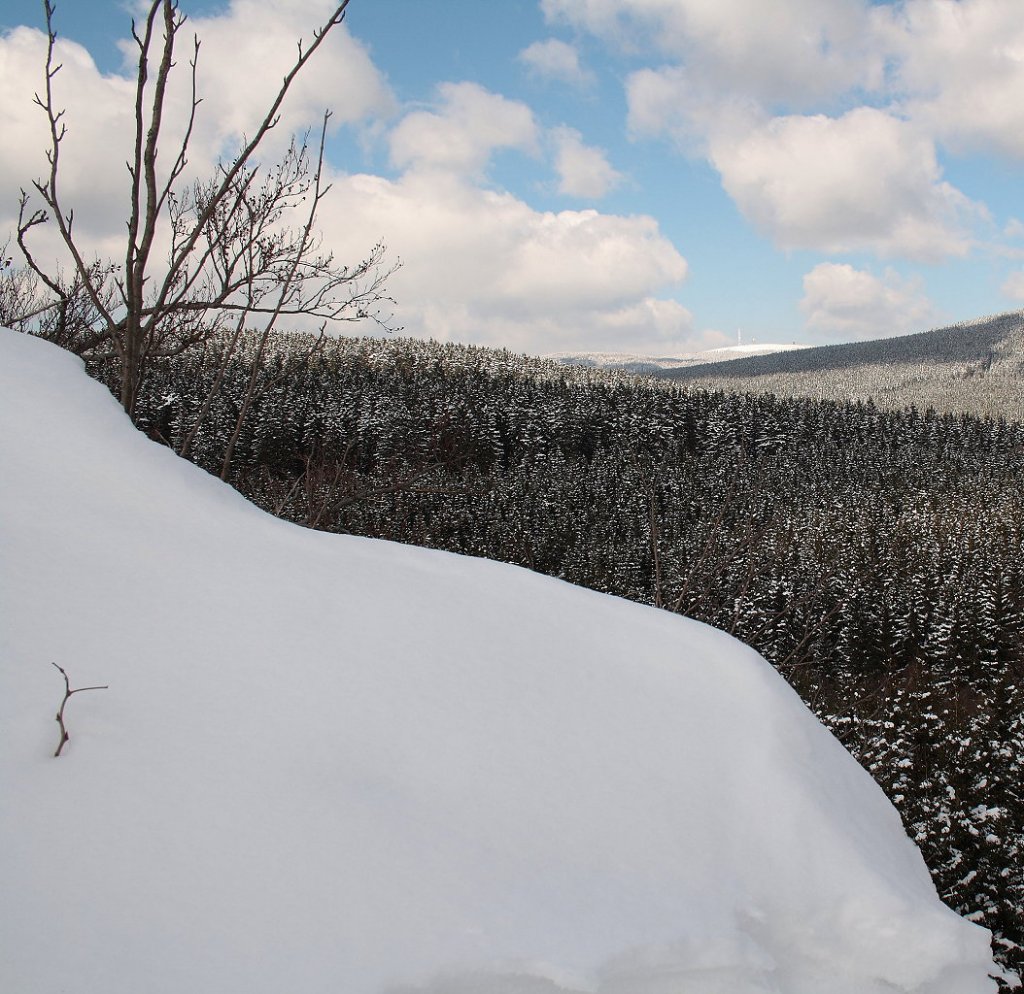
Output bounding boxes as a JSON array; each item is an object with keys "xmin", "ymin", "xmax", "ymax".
[{"xmin": 98, "ymin": 328, "xmax": 1024, "ymax": 983}]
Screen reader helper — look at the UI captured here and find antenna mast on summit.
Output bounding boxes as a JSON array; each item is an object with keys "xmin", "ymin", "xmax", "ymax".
[{"xmin": 737, "ymin": 328, "xmax": 742, "ymax": 347}]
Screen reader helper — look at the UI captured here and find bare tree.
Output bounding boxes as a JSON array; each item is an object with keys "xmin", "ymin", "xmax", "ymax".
[{"xmin": 15, "ymin": 0, "xmax": 397, "ymax": 420}]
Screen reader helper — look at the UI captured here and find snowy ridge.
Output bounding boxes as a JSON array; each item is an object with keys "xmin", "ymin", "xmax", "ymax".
[
  {"xmin": 0, "ymin": 329, "xmax": 1001, "ymax": 993},
  {"xmin": 703, "ymin": 343, "xmax": 810, "ymax": 356},
  {"xmin": 547, "ymin": 343, "xmax": 809, "ymax": 374},
  {"xmin": 662, "ymin": 311, "xmax": 1024, "ymax": 422}
]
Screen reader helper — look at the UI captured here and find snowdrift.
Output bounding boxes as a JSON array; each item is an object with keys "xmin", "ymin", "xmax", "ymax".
[{"xmin": 0, "ymin": 329, "xmax": 999, "ymax": 993}]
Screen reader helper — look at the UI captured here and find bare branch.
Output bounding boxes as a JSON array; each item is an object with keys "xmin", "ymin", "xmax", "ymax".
[
  {"xmin": 26, "ymin": 3, "xmax": 120, "ymax": 338},
  {"xmin": 219, "ymin": 114, "xmax": 333, "ymax": 479},
  {"xmin": 149, "ymin": 2, "xmax": 352, "ymax": 327},
  {"xmin": 15, "ymin": 0, "xmax": 396, "ymax": 427},
  {"xmin": 51, "ymin": 662, "xmax": 108, "ymax": 758}
]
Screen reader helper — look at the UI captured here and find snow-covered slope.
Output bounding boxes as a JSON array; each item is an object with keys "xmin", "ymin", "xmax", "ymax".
[
  {"xmin": 547, "ymin": 343, "xmax": 809, "ymax": 374},
  {"xmin": 0, "ymin": 330, "xmax": 1000, "ymax": 993},
  {"xmin": 702, "ymin": 343, "xmax": 810, "ymax": 358}
]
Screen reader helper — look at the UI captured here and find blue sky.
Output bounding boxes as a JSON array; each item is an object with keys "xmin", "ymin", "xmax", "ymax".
[{"xmin": 3, "ymin": 0, "xmax": 1024, "ymax": 355}]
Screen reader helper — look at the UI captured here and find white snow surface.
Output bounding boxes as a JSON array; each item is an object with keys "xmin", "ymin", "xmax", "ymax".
[
  {"xmin": 702, "ymin": 343, "xmax": 810, "ymax": 356},
  {"xmin": 0, "ymin": 329, "xmax": 999, "ymax": 993},
  {"xmin": 547, "ymin": 343, "xmax": 809, "ymax": 372}
]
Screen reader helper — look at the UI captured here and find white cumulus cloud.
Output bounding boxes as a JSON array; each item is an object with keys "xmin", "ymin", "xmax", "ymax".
[
  {"xmin": 0, "ymin": 27, "xmax": 136, "ymax": 255},
  {"xmin": 710, "ymin": 108, "xmax": 981, "ymax": 261},
  {"xmin": 554, "ymin": 0, "xmax": 1012, "ymax": 268},
  {"xmin": 173, "ymin": 0, "xmax": 394, "ymax": 159},
  {"xmin": 543, "ymin": 0, "xmax": 882, "ymax": 105},
  {"xmin": 800, "ymin": 262, "xmax": 939, "ymax": 339},
  {"xmin": 551, "ymin": 127, "xmax": 622, "ymax": 199},
  {"xmin": 876, "ymin": 0, "xmax": 1024, "ymax": 160},
  {"xmin": 317, "ymin": 169, "xmax": 690, "ymax": 353},
  {"xmin": 626, "ymin": 64, "xmax": 760, "ymax": 155},
  {"xmin": 1000, "ymin": 270, "xmax": 1024, "ymax": 302},
  {"xmin": 518, "ymin": 38, "xmax": 594, "ymax": 87},
  {"xmin": 388, "ymin": 82, "xmax": 539, "ymax": 177}
]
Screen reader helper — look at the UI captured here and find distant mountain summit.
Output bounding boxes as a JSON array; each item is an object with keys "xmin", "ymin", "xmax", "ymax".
[
  {"xmin": 667, "ymin": 311, "xmax": 1024, "ymax": 379},
  {"xmin": 554, "ymin": 312, "xmax": 1024, "ymax": 421},
  {"xmin": 701, "ymin": 342, "xmax": 810, "ymax": 358},
  {"xmin": 661, "ymin": 310, "xmax": 1024, "ymax": 421},
  {"xmin": 547, "ymin": 341, "xmax": 809, "ymax": 375}
]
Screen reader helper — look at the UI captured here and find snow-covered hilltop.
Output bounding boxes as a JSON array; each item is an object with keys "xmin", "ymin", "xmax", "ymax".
[
  {"xmin": 547, "ymin": 342, "xmax": 809, "ymax": 375},
  {"xmin": 663, "ymin": 311, "xmax": 1024, "ymax": 422},
  {"xmin": 0, "ymin": 329, "xmax": 1002, "ymax": 993}
]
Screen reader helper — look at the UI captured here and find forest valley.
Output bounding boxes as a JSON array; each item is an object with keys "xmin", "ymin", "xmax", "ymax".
[{"xmin": 91, "ymin": 327, "xmax": 1024, "ymax": 985}]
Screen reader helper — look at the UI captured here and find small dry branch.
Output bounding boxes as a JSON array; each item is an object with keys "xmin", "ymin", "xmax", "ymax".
[{"xmin": 52, "ymin": 662, "xmax": 108, "ymax": 758}]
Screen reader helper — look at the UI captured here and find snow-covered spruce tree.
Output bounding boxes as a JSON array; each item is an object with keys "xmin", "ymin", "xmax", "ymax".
[
  {"xmin": 846, "ymin": 671, "xmax": 1024, "ymax": 986},
  {"xmin": 14, "ymin": 0, "xmax": 396, "ymax": 423}
]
